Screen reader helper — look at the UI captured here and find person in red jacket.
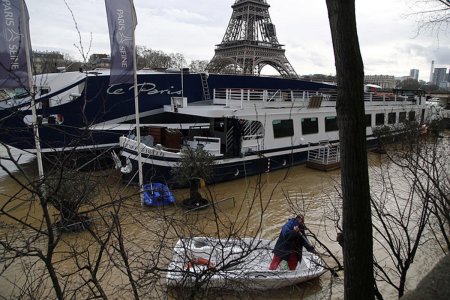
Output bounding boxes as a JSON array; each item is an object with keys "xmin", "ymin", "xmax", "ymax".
[{"xmin": 269, "ymin": 214, "xmax": 316, "ymax": 270}]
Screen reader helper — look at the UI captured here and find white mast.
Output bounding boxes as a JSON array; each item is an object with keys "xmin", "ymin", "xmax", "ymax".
[
  {"xmin": 21, "ymin": 0, "xmax": 44, "ymax": 180},
  {"xmin": 131, "ymin": 7, "xmax": 144, "ymax": 206}
]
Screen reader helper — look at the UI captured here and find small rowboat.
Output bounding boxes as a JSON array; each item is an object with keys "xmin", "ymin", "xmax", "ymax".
[{"xmin": 166, "ymin": 237, "xmax": 326, "ymax": 290}]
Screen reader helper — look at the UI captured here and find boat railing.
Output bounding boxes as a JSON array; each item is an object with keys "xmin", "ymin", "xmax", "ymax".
[
  {"xmin": 307, "ymin": 142, "xmax": 341, "ymax": 165},
  {"xmin": 242, "ymin": 134, "xmax": 263, "ymax": 140},
  {"xmin": 363, "ymin": 93, "xmax": 423, "ymax": 104},
  {"xmin": 213, "ymin": 88, "xmax": 337, "ymax": 108},
  {"xmin": 267, "ymin": 89, "xmax": 282, "ymax": 101},
  {"xmin": 212, "ymin": 88, "xmax": 422, "ymax": 108}
]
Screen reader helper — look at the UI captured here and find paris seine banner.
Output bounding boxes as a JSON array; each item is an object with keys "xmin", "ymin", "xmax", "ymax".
[
  {"xmin": 105, "ymin": 0, "xmax": 137, "ymax": 85},
  {"xmin": 0, "ymin": 0, "xmax": 32, "ymax": 88}
]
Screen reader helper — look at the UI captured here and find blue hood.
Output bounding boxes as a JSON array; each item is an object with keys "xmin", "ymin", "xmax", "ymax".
[{"xmin": 281, "ymin": 218, "xmax": 300, "ymax": 237}]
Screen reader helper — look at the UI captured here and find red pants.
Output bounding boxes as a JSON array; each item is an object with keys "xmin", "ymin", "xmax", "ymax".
[{"xmin": 269, "ymin": 253, "xmax": 299, "ymax": 270}]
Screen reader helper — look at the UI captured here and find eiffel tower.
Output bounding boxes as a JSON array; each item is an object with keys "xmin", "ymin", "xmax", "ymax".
[{"xmin": 207, "ymin": 0, "xmax": 298, "ymax": 79}]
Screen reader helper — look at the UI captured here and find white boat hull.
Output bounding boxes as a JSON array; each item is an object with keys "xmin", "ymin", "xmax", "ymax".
[{"xmin": 166, "ymin": 237, "xmax": 326, "ymax": 290}]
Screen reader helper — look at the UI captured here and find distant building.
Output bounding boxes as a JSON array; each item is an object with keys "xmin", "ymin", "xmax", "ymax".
[
  {"xmin": 409, "ymin": 69, "xmax": 419, "ymax": 81},
  {"xmin": 433, "ymin": 67, "xmax": 448, "ymax": 86},
  {"xmin": 364, "ymin": 75, "xmax": 396, "ymax": 89},
  {"xmin": 439, "ymin": 81, "xmax": 449, "ymax": 89},
  {"xmin": 33, "ymin": 51, "xmax": 65, "ymax": 74},
  {"xmin": 447, "ymin": 69, "xmax": 450, "ymax": 82},
  {"xmin": 88, "ymin": 53, "xmax": 110, "ymax": 69}
]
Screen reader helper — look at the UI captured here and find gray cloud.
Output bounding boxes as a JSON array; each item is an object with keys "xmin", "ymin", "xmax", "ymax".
[{"xmin": 401, "ymin": 43, "xmax": 450, "ymax": 65}]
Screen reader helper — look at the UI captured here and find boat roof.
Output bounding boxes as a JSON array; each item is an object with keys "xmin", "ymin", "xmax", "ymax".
[{"xmin": 163, "ymin": 101, "xmax": 337, "ymax": 119}]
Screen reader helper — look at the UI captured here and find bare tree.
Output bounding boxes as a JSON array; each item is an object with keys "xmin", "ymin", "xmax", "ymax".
[
  {"xmin": 365, "ymin": 123, "xmax": 447, "ymax": 298},
  {"xmin": 399, "ymin": 78, "xmax": 421, "ymax": 90},
  {"xmin": 169, "ymin": 53, "xmax": 187, "ymax": 69},
  {"xmin": 63, "ymin": 0, "xmax": 92, "ymax": 64},
  {"xmin": 378, "ymin": 124, "xmax": 449, "ymax": 250},
  {"xmin": 45, "ymin": 168, "xmax": 98, "ymax": 231},
  {"xmin": 189, "ymin": 60, "xmax": 209, "ymax": 73},
  {"xmin": 411, "ymin": 0, "xmax": 450, "ymax": 35},
  {"xmin": 370, "ymin": 163, "xmax": 431, "ymax": 299},
  {"xmin": 0, "ymin": 146, "xmax": 70, "ymax": 299},
  {"xmin": 136, "ymin": 46, "xmax": 188, "ymax": 70}
]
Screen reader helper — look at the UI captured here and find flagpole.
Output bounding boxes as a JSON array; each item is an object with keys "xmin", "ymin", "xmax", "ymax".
[
  {"xmin": 131, "ymin": 5, "xmax": 144, "ymax": 206},
  {"xmin": 21, "ymin": 0, "xmax": 44, "ymax": 180}
]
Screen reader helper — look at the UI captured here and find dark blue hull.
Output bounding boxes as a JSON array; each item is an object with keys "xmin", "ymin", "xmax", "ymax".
[
  {"xmin": 0, "ymin": 72, "xmax": 334, "ymax": 153},
  {"xmin": 121, "ymin": 137, "xmax": 380, "ymax": 187},
  {"xmin": 121, "ymin": 148, "xmax": 312, "ymax": 187}
]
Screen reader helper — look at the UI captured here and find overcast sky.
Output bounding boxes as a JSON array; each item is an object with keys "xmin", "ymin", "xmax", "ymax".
[{"xmin": 26, "ymin": 0, "xmax": 450, "ymax": 81}]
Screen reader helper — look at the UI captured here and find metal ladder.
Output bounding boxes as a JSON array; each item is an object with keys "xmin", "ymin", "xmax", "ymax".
[{"xmin": 200, "ymin": 73, "xmax": 210, "ymax": 100}]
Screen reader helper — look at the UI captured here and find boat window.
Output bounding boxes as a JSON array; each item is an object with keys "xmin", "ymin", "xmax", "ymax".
[
  {"xmin": 399, "ymin": 112, "xmax": 407, "ymax": 123},
  {"xmin": 365, "ymin": 114, "xmax": 372, "ymax": 127},
  {"xmin": 408, "ymin": 111, "xmax": 416, "ymax": 121},
  {"xmin": 40, "ymin": 86, "xmax": 50, "ymax": 95},
  {"xmin": 301, "ymin": 117, "xmax": 319, "ymax": 135},
  {"xmin": 13, "ymin": 87, "xmax": 28, "ymax": 99},
  {"xmin": 273, "ymin": 119, "xmax": 294, "ymax": 138},
  {"xmin": 1, "ymin": 87, "xmax": 28, "ymax": 100},
  {"xmin": 375, "ymin": 113, "xmax": 385, "ymax": 126},
  {"xmin": 388, "ymin": 112, "xmax": 396, "ymax": 124},
  {"xmin": 325, "ymin": 116, "xmax": 338, "ymax": 132}
]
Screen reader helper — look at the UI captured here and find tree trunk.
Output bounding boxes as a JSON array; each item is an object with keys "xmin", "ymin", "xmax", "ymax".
[{"xmin": 325, "ymin": 1, "xmax": 375, "ymax": 299}]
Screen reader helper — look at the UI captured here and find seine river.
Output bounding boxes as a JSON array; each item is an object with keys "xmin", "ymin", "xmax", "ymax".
[{"xmin": 0, "ymin": 142, "xmax": 445, "ymax": 299}]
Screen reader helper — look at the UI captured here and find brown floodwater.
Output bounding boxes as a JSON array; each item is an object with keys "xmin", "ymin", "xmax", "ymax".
[{"xmin": 0, "ymin": 143, "xmax": 445, "ymax": 299}]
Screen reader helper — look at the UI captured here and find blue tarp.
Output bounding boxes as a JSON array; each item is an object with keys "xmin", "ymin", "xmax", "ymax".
[{"xmin": 143, "ymin": 183, "xmax": 176, "ymax": 207}]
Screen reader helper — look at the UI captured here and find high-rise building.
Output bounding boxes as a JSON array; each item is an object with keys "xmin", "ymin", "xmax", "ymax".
[
  {"xmin": 409, "ymin": 69, "xmax": 419, "ymax": 81},
  {"xmin": 433, "ymin": 68, "xmax": 447, "ymax": 85},
  {"xmin": 429, "ymin": 60, "xmax": 435, "ymax": 83}
]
